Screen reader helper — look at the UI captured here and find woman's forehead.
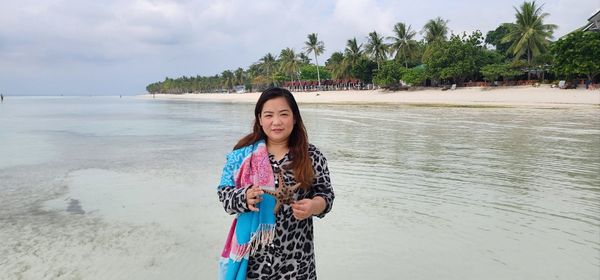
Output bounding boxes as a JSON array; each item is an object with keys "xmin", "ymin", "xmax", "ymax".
[{"xmin": 262, "ymin": 97, "xmax": 291, "ymax": 111}]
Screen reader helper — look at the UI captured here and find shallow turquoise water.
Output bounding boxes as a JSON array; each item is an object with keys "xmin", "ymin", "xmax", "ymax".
[{"xmin": 0, "ymin": 96, "xmax": 598, "ymax": 279}]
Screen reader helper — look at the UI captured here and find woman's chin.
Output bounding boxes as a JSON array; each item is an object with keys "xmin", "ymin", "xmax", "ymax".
[{"xmin": 267, "ymin": 134, "xmax": 290, "ymax": 143}]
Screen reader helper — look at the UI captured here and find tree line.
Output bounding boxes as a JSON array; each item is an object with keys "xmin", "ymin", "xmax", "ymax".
[{"xmin": 147, "ymin": 1, "xmax": 600, "ymax": 94}]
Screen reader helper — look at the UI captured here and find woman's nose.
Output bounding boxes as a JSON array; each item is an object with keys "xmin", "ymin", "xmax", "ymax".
[{"xmin": 272, "ymin": 116, "xmax": 282, "ymax": 124}]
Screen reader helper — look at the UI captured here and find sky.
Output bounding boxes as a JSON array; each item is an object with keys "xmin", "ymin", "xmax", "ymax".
[{"xmin": 1, "ymin": 0, "xmax": 598, "ymax": 96}]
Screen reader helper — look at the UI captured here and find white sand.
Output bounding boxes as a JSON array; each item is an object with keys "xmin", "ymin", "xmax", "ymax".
[{"xmin": 141, "ymin": 86, "xmax": 600, "ymax": 108}]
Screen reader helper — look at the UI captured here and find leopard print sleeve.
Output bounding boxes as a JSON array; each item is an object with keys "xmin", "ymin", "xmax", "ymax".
[
  {"xmin": 218, "ymin": 186, "xmax": 251, "ymax": 215},
  {"xmin": 309, "ymin": 144, "xmax": 334, "ymax": 218},
  {"xmin": 217, "ymin": 149, "xmax": 251, "ymax": 215}
]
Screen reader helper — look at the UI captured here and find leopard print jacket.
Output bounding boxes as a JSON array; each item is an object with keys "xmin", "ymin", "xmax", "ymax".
[{"xmin": 218, "ymin": 144, "xmax": 334, "ymax": 279}]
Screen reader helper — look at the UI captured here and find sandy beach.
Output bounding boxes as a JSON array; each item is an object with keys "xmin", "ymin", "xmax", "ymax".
[{"xmin": 141, "ymin": 86, "xmax": 600, "ymax": 108}]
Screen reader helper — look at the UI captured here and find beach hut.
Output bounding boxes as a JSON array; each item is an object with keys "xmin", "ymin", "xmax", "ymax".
[
  {"xmin": 582, "ymin": 10, "xmax": 600, "ymax": 32},
  {"xmin": 234, "ymin": 85, "xmax": 245, "ymax": 93}
]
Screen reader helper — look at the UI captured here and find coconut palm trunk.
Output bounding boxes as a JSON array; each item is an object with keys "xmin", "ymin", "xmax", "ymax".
[
  {"xmin": 314, "ymin": 54, "xmax": 321, "ymax": 89},
  {"xmin": 304, "ymin": 33, "xmax": 325, "ymax": 91},
  {"xmin": 527, "ymin": 49, "xmax": 532, "ymax": 80}
]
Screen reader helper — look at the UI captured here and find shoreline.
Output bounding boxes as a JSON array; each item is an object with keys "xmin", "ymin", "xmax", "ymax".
[{"xmin": 139, "ymin": 86, "xmax": 600, "ymax": 108}]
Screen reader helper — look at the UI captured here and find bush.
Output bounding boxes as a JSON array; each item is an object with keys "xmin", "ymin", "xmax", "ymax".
[
  {"xmin": 480, "ymin": 63, "xmax": 522, "ymax": 82},
  {"xmin": 373, "ymin": 60, "xmax": 406, "ymax": 87},
  {"xmin": 300, "ymin": 65, "xmax": 331, "ymax": 81},
  {"xmin": 402, "ymin": 66, "xmax": 428, "ymax": 86}
]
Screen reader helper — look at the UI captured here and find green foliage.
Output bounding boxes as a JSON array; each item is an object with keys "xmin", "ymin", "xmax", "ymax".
[
  {"xmin": 258, "ymin": 53, "xmax": 278, "ymax": 85},
  {"xmin": 304, "ymin": 33, "xmax": 326, "ymax": 85},
  {"xmin": 344, "ymin": 38, "xmax": 363, "ymax": 67},
  {"xmin": 423, "ymin": 17, "xmax": 449, "ymax": 43},
  {"xmin": 388, "ymin": 22, "xmax": 418, "ymax": 68},
  {"xmin": 245, "ymin": 81, "xmax": 253, "ymax": 92},
  {"xmin": 551, "ymin": 31, "xmax": 600, "ymax": 80},
  {"xmin": 300, "ymin": 65, "xmax": 331, "ymax": 81},
  {"xmin": 145, "ymin": 5, "xmax": 568, "ymax": 94},
  {"xmin": 146, "ymin": 74, "xmax": 232, "ymax": 94},
  {"xmin": 234, "ymin": 68, "xmax": 245, "ymax": 85},
  {"xmin": 480, "ymin": 49, "xmax": 505, "ymax": 66},
  {"xmin": 279, "ymin": 48, "xmax": 301, "ymax": 81},
  {"xmin": 423, "ymin": 31, "xmax": 487, "ymax": 85},
  {"xmin": 480, "ymin": 63, "xmax": 522, "ymax": 82},
  {"xmin": 325, "ymin": 52, "xmax": 344, "ymax": 67},
  {"xmin": 406, "ymin": 41, "xmax": 426, "ymax": 67},
  {"xmin": 304, "ymin": 33, "xmax": 325, "ymax": 57},
  {"xmin": 146, "ymin": 83, "xmax": 161, "ymax": 93},
  {"xmin": 509, "ymin": 59, "xmax": 528, "ymax": 69},
  {"xmin": 485, "ymin": 23, "xmax": 513, "ymax": 56},
  {"xmin": 273, "ymin": 71, "xmax": 288, "ymax": 85},
  {"xmin": 502, "ymin": 0, "xmax": 557, "ymax": 70},
  {"xmin": 480, "ymin": 64, "xmax": 504, "ymax": 82},
  {"xmin": 364, "ymin": 31, "xmax": 388, "ymax": 69},
  {"xmin": 373, "ymin": 60, "xmax": 406, "ymax": 87},
  {"xmin": 325, "ymin": 52, "xmax": 349, "ymax": 79},
  {"xmin": 221, "ymin": 70, "xmax": 235, "ymax": 91},
  {"xmin": 350, "ymin": 58, "xmax": 377, "ymax": 84},
  {"xmin": 298, "ymin": 52, "xmax": 311, "ymax": 65},
  {"xmin": 246, "ymin": 63, "xmax": 262, "ymax": 80},
  {"xmin": 402, "ymin": 66, "xmax": 428, "ymax": 86}
]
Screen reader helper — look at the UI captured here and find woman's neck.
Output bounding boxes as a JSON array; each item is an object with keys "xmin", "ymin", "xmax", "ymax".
[{"xmin": 267, "ymin": 140, "xmax": 289, "ymax": 160}]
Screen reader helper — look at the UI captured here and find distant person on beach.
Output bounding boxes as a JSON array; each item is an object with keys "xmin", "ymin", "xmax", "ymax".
[
  {"xmin": 1, "ymin": 94, "xmax": 3, "ymax": 103},
  {"xmin": 217, "ymin": 87, "xmax": 334, "ymax": 279}
]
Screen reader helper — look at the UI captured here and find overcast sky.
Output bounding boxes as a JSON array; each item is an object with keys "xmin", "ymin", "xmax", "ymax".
[{"xmin": 1, "ymin": 0, "xmax": 598, "ymax": 96}]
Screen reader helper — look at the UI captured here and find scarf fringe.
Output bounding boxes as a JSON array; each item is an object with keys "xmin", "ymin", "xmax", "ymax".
[{"xmin": 231, "ymin": 223, "xmax": 275, "ymax": 262}]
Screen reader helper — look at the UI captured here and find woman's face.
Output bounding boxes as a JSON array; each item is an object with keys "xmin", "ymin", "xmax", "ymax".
[{"xmin": 259, "ymin": 97, "xmax": 295, "ymax": 145}]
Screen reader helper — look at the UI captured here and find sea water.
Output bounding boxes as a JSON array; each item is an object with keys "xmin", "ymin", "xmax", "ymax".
[{"xmin": 0, "ymin": 96, "xmax": 598, "ymax": 279}]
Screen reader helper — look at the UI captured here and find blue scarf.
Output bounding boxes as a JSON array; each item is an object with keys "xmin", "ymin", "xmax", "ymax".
[{"xmin": 218, "ymin": 140, "xmax": 277, "ymax": 280}]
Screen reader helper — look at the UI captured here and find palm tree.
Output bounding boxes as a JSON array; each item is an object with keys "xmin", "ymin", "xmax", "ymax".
[
  {"xmin": 279, "ymin": 48, "xmax": 301, "ymax": 82},
  {"xmin": 298, "ymin": 52, "xmax": 311, "ymax": 65},
  {"xmin": 364, "ymin": 31, "xmax": 388, "ymax": 70},
  {"xmin": 304, "ymin": 33, "xmax": 325, "ymax": 89},
  {"xmin": 259, "ymin": 53, "xmax": 278, "ymax": 86},
  {"xmin": 221, "ymin": 70, "xmax": 235, "ymax": 92},
  {"xmin": 502, "ymin": 1, "xmax": 556, "ymax": 79},
  {"xmin": 388, "ymin": 22, "xmax": 417, "ymax": 67},
  {"xmin": 246, "ymin": 63, "xmax": 261, "ymax": 85},
  {"xmin": 234, "ymin": 67, "xmax": 245, "ymax": 86},
  {"xmin": 326, "ymin": 51, "xmax": 349, "ymax": 79},
  {"xmin": 422, "ymin": 17, "xmax": 449, "ymax": 44},
  {"xmin": 344, "ymin": 37, "xmax": 363, "ymax": 69}
]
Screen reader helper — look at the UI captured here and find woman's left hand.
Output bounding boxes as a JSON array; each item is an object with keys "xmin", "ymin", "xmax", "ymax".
[{"xmin": 291, "ymin": 199, "xmax": 314, "ymax": 220}]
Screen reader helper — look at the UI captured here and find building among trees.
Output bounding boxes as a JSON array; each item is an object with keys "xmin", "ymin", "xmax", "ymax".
[{"xmin": 582, "ymin": 10, "xmax": 599, "ymax": 32}]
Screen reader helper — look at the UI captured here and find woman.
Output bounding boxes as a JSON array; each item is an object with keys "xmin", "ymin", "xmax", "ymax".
[{"xmin": 217, "ymin": 87, "xmax": 334, "ymax": 279}]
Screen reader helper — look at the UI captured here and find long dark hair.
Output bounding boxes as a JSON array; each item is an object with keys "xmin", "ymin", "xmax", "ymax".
[{"xmin": 234, "ymin": 87, "xmax": 313, "ymax": 189}]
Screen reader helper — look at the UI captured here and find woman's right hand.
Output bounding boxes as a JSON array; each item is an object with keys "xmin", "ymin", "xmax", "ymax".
[{"xmin": 246, "ymin": 185, "xmax": 264, "ymax": 211}]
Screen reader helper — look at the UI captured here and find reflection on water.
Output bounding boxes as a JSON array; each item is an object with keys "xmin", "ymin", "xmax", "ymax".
[
  {"xmin": 304, "ymin": 105, "xmax": 599, "ymax": 279},
  {"xmin": 0, "ymin": 97, "xmax": 598, "ymax": 279}
]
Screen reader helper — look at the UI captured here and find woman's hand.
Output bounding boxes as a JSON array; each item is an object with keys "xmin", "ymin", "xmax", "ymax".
[
  {"xmin": 245, "ymin": 185, "xmax": 264, "ymax": 212},
  {"xmin": 292, "ymin": 196, "xmax": 326, "ymax": 220}
]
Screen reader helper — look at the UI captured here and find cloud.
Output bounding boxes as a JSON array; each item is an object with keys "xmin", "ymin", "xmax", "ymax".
[
  {"xmin": 332, "ymin": 0, "xmax": 395, "ymax": 34},
  {"xmin": 0, "ymin": 0, "xmax": 596, "ymax": 95}
]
